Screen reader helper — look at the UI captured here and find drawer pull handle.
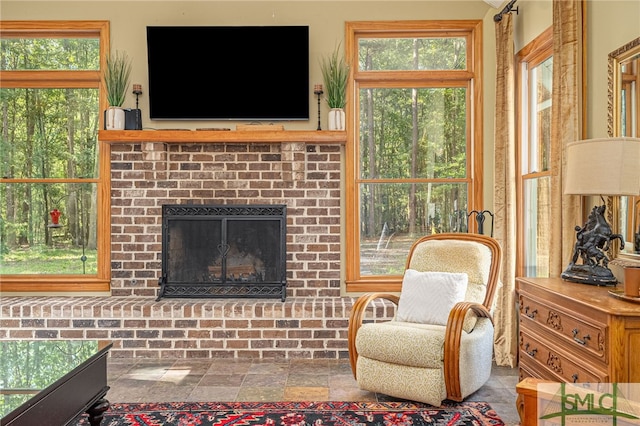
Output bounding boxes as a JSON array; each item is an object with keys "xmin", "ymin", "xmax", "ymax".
[
  {"xmin": 572, "ymin": 328, "xmax": 591, "ymax": 345},
  {"xmin": 572, "ymin": 373, "xmax": 579, "ymax": 383},
  {"xmin": 524, "ymin": 307, "xmax": 538, "ymax": 319},
  {"xmin": 524, "ymin": 343, "xmax": 538, "ymax": 357}
]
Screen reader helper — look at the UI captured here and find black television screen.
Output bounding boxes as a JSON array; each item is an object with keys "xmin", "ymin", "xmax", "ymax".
[{"xmin": 146, "ymin": 26, "xmax": 309, "ymax": 121}]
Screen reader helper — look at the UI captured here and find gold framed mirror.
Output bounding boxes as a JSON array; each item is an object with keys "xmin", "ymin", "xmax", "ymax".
[{"xmin": 609, "ymin": 36, "xmax": 640, "ymax": 260}]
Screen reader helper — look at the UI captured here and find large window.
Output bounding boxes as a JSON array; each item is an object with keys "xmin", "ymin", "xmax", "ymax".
[
  {"xmin": 0, "ymin": 21, "xmax": 111, "ymax": 292},
  {"xmin": 345, "ymin": 21, "xmax": 483, "ymax": 292},
  {"xmin": 517, "ymin": 28, "xmax": 552, "ymax": 278}
]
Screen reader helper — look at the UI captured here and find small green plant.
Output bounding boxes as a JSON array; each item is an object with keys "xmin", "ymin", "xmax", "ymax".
[
  {"xmin": 104, "ymin": 50, "xmax": 132, "ymax": 107},
  {"xmin": 320, "ymin": 43, "xmax": 349, "ymax": 109}
]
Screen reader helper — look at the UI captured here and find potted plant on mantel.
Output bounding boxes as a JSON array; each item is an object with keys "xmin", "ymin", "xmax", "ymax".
[
  {"xmin": 320, "ymin": 43, "xmax": 349, "ymax": 131},
  {"xmin": 104, "ymin": 50, "xmax": 132, "ymax": 130}
]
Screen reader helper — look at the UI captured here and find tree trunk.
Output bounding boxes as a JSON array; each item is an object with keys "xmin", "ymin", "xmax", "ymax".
[{"xmin": 409, "ymin": 38, "xmax": 419, "ymax": 235}]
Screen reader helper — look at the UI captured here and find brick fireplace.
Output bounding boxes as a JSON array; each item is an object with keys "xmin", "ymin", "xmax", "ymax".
[
  {"xmin": 109, "ymin": 135, "xmax": 342, "ymax": 300},
  {"xmin": 0, "ymin": 131, "xmax": 398, "ymax": 360}
]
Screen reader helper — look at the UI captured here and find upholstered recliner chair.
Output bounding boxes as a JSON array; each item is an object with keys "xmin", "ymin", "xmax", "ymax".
[{"xmin": 348, "ymin": 233, "xmax": 502, "ymax": 406}]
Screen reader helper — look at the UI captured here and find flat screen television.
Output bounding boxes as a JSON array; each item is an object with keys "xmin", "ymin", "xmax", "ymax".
[{"xmin": 146, "ymin": 26, "xmax": 310, "ymax": 121}]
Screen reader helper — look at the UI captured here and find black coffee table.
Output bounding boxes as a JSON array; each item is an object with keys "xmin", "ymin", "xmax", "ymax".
[{"xmin": 0, "ymin": 340, "xmax": 112, "ymax": 426}]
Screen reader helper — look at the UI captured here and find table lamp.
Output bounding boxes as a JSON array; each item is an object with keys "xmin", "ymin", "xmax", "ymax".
[{"xmin": 561, "ymin": 137, "xmax": 640, "ymax": 285}]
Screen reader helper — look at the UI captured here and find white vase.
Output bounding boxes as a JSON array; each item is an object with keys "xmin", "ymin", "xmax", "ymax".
[
  {"xmin": 328, "ymin": 108, "xmax": 345, "ymax": 131},
  {"xmin": 105, "ymin": 107, "xmax": 125, "ymax": 130}
]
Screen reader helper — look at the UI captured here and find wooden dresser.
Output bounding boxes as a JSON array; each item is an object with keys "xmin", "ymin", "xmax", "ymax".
[{"xmin": 516, "ymin": 277, "xmax": 640, "ymax": 383}]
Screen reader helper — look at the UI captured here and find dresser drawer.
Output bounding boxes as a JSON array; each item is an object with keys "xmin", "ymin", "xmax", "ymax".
[
  {"xmin": 519, "ymin": 293, "xmax": 607, "ymax": 362},
  {"xmin": 519, "ymin": 362, "xmax": 544, "ymax": 382},
  {"xmin": 519, "ymin": 330, "xmax": 609, "ymax": 383}
]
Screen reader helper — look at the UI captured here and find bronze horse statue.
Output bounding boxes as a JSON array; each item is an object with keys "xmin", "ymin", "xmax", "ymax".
[{"xmin": 570, "ymin": 204, "xmax": 624, "ymax": 269}]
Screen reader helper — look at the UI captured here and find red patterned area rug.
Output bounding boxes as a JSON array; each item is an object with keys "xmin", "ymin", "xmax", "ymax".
[{"xmin": 73, "ymin": 401, "xmax": 504, "ymax": 425}]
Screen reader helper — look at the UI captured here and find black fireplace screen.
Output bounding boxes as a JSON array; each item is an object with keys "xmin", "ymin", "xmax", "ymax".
[{"xmin": 157, "ymin": 204, "xmax": 287, "ymax": 301}]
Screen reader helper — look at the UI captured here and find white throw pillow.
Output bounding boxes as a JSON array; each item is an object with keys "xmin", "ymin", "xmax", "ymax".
[{"xmin": 396, "ymin": 269, "xmax": 469, "ymax": 326}]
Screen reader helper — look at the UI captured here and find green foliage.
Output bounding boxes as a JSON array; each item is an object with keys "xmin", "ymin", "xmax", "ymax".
[
  {"xmin": 0, "ymin": 38, "xmax": 100, "ymax": 71},
  {"xmin": 104, "ymin": 50, "xmax": 132, "ymax": 107},
  {"xmin": 357, "ymin": 84, "xmax": 469, "ymax": 241},
  {"xmin": 0, "ymin": 87, "xmax": 99, "ymax": 253},
  {"xmin": 320, "ymin": 44, "xmax": 349, "ymax": 109},
  {"xmin": 358, "ymin": 37, "xmax": 466, "ymax": 71},
  {"xmin": 0, "ymin": 35, "xmax": 102, "ymax": 272},
  {"xmin": 1, "ymin": 340, "xmax": 100, "ymax": 415}
]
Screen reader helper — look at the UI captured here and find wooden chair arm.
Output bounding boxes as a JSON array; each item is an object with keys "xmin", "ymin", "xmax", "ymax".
[
  {"xmin": 444, "ymin": 301, "xmax": 493, "ymax": 401},
  {"xmin": 348, "ymin": 292, "xmax": 400, "ymax": 379}
]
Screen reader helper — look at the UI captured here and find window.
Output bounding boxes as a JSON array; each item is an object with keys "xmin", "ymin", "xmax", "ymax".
[
  {"xmin": 0, "ymin": 21, "xmax": 111, "ymax": 292},
  {"xmin": 345, "ymin": 21, "xmax": 483, "ymax": 292},
  {"xmin": 517, "ymin": 28, "xmax": 552, "ymax": 278}
]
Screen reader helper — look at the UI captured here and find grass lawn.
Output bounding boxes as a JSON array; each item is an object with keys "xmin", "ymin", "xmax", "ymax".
[{"xmin": 0, "ymin": 245, "xmax": 98, "ymax": 274}]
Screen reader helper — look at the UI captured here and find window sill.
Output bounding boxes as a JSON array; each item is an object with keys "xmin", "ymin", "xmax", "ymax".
[{"xmin": 0, "ymin": 277, "xmax": 110, "ymax": 293}]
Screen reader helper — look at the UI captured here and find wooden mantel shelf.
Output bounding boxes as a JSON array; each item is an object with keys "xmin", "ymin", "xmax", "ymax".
[{"xmin": 99, "ymin": 130, "xmax": 346, "ymax": 145}]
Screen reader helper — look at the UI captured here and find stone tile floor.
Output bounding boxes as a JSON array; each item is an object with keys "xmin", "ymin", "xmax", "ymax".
[{"xmin": 106, "ymin": 357, "xmax": 521, "ymax": 425}]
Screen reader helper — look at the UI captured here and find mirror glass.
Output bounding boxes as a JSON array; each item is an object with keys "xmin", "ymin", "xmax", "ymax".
[{"xmin": 609, "ymin": 37, "xmax": 640, "ymax": 258}]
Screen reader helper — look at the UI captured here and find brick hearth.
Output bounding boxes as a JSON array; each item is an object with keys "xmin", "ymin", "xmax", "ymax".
[
  {"xmin": 0, "ymin": 132, "xmax": 400, "ymax": 359},
  {"xmin": 0, "ymin": 296, "xmax": 400, "ymax": 359}
]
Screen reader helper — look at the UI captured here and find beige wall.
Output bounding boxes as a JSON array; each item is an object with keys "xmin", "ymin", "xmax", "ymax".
[
  {"xmin": 480, "ymin": 0, "xmax": 554, "ymax": 211},
  {"xmin": 513, "ymin": 0, "xmax": 552, "ymax": 51},
  {"xmin": 509, "ymin": 0, "xmax": 639, "ymax": 138},
  {"xmin": 482, "ymin": 0, "xmax": 638, "ymax": 208},
  {"xmin": 586, "ymin": 0, "xmax": 639, "ymax": 138},
  {"xmin": 1, "ymin": 1, "xmax": 491, "ymax": 130},
  {"xmin": 2, "ymin": 0, "xmax": 637, "ymax": 212}
]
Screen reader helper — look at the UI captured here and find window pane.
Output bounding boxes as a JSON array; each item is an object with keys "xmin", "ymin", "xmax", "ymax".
[
  {"xmin": 358, "ymin": 37, "xmax": 466, "ymax": 71},
  {"xmin": 359, "ymin": 87, "xmax": 467, "ymax": 179},
  {"xmin": 0, "ymin": 38, "xmax": 100, "ymax": 70},
  {"xmin": 360, "ymin": 182, "xmax": 468, "ymax": 275},
  {"xmin": 0, "ymin": 182, "xmax": 98, "ymax": 275},
  {"xmin": 527, "ymin": 57, "xmax": 552, "ymax": 174},
  {"xmin": 0, "ymin": 88, "xmax": 99, "ymax": 179},
  {"xmin": 523, "ymin": 177, "xmax": 551, "ymax": 277}
]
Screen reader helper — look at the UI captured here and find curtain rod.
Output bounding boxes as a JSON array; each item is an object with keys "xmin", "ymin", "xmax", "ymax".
[{"xmin": 494, "ymin": 0, "xmax": 518, "ymax": 22}]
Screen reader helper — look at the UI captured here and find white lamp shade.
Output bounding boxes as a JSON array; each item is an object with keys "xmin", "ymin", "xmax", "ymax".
[
  {"xmin": 564, "ymin": 137, "xmax": 640, "ymax": 196},
  {"xmin": 483, "ymin": 0, "xmax": 505, "ymax": 8}
]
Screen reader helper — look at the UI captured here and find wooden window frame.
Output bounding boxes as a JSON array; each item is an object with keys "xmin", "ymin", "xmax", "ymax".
[
  {"xmin": 516, "ymin": 27, "xmax": 553, "ymax": 278},
  {"xmin": 0, "ymin": 20, "xmax": 111, "ymax": 293},
  {"xmin": 344, "ymin": 20, "xmax": 483, "ymax": 293}
]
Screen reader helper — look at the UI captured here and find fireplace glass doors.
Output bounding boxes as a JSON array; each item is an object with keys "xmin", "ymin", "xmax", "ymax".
[{"xmin": 158, "ymin": 205, "xmax": 287, "ymax": 301}]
